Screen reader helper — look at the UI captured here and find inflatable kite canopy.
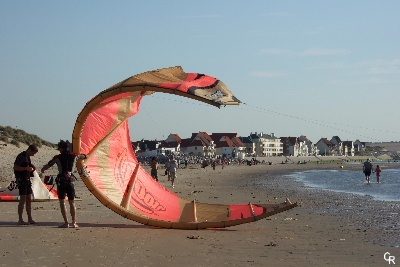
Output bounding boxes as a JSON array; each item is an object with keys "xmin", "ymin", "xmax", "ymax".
[
  {"xmin": 73, "ymin": 66, "xmax": 296, "ymax": 229},
  {"xmin": 0, "ymin": 171, "xmax": 58, "ymax": 202}
]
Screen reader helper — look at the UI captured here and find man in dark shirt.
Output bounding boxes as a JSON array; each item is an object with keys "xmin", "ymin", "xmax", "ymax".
[
  {"xmin": 13, "ymin": 144, "xmax": 38, "ymax": 225},
  {"xmin": 41, "ymin": 140, "xmax": 86, "ymax": 228},
  {"xmin": 363, "ymin": 158, "xmax": 373, "ymax": 184}
]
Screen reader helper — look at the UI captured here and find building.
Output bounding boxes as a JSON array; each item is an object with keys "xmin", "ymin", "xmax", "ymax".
[
  {"xmin": 316, "ymin": 138, "xmax": 336, "ymax": 156},
  {"xmin": 280, "ymin": 136, "xmax": 308, "ymax": 156},
  {"xmin": 330, "ymin": 136, "xmax": 344, "ymax": 156},
  {"xmin": 299, "ymin": 135, "xmax": 319, "ymax": 155},
  {"xmin": 239, "ymin": 136, "xmax": 256, "ymax": 156},
  {"xmin": 249, "ymin": 132, "xmax": 283, "ymax": 157},
  {"xmin": 353, "ymin": 139, "xmax": 366, "ymax": 152},
  {"xmin": 342, "ymin": 141, "xmax": 355, "ymax": 156},
  {"xmin": 162, "ymin": 133, "xmax": 182, "ymax": 154},
  {"xmin": 133, "ymin": 139, "xmax": 163, "ymax": 158},
  {"xmin": 210, "ymin": 133, "xmax": 246, "ymax": 159},
  {"xmin": 180, "ymin": 132, "xmax": 216, "ymax": 157}
]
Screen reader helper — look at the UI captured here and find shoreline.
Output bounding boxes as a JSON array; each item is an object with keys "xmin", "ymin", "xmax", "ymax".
[
  {"xmin": 1, "ymin": 144, "xmax": 400, "ymax": 266},
  {"xmin": 245, "ymin": 164, "xmax": 400, "ymax": 248}
]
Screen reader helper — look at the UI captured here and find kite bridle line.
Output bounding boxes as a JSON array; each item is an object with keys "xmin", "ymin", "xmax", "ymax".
[{"xmin": 240, "ymin": 102, "xmax": 394, "ymax": 142}]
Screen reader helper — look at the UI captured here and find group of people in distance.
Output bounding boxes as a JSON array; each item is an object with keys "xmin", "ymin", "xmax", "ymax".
[
  {"xmin": 150, "ymin": 156, "xmax": 178, "ymax": 188},
  {"xmin": 13, "ymin": 143, "xmax": 384, "ymax": 226},
  {"xmin": 362, "ymin": 158, "xmax": 382, "ymax": 184},
  {"xmin": 13, "ymin": 141, "xmax": 86, "ymax": 227}
]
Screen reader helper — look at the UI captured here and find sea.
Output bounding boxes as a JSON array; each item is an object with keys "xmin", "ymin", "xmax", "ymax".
[{"xmin": 286, "ymin": 166, "xmax": 400, "ymax": 202}]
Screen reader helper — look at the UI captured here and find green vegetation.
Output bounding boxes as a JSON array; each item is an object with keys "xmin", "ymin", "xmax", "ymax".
[{"xmin": 0, "ymin": 125, "xmax": 55, "ymax": 148}]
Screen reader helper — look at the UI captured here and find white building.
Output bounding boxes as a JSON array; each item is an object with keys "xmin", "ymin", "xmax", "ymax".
[
  {"xmin": 299, "ymin": 135, "xmax": 319, "ymax": 155},
  {"xmin": 249, "ymin": 132, "xmax": 283, "ymax": 157}
]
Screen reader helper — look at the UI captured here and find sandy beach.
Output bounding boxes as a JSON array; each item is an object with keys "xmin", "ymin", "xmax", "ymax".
[{"xmin": 1, "ymin": 143, "xmax": 399, "ymax": 267}]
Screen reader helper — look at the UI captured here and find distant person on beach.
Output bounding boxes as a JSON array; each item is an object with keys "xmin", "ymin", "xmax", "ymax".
[
  {"xmin": 13, "ymin": 144, "xmax": 39, "ymax": 225},
  {"xmin": 150, "ymin": 157, "xmax": 159, "ymax": 181},
  {"xmin": 363, "ymin": 158, "xmax": 373, "ymax": 184},
  {"xmin": 41, "ymin": 140, "xmax": 87, "ymax": 228},
  {"xmin": 201, "ymin": 158, "xmax": 209, "ymax": 170},
  {"xmin": 165, "ymin": 160, "xmax": 170, "ymax": 179},
  {"xmin": 375, "ymin": 165, "xmax": 382, "ymax": 183},
  {"xmin": 168, "ymin": 156, "xmax": 178, "ymax": 188}
]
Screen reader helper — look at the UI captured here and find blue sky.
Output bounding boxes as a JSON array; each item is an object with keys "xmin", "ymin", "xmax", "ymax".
[{"xmin": 1, "ymin": 1, "xmax": 399, "ymax": 144}]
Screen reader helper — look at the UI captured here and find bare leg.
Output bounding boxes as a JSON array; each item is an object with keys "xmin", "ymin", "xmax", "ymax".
[
  {"xmin": 18, "ymin": 195, "xmax": 26, "ymax": 223},
  {"xmin": 59, "ymin": 199, "xmax": 69, "ymax": 227},
  {"xmin": 68, "ymin": 200, "xmax": 77, "ymax": 227},
  {"xmin": 26, "ymin": 194, "xmax": 35, "ymax": 223},
  {"xmin": 171, "ymin": 172, "xmax": 175, "ymax": 188}
]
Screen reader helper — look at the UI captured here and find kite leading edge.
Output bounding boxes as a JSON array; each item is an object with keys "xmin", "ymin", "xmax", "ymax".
[{"xmin": 72, "ymin": 66, "xmax": 297, "ymax": 229}]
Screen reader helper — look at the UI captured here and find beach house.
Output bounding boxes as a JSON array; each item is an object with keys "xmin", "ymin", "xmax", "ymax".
[
  {"xmin": 133, "ymin": 139, "xmax": 163, "ymax": 157},
  {"xmin": 342, "ymin": 141, "xmax": 355, "ymax": 156},
  {"xmin": 179, "ymin": 132, "xmax": 215, "ymax": 157},
  {"xmin": 299, "ymin": 135, "xmax": 319, "ymax": 155},
  {"xmin": 316, "ymin": 138, "xmax": 336, "ymax": 156},
  {"xmin": 210, "ymin": 133, "xmax": 246, "ymax": 159},
  {"xmin": 353, "ymin": 139, "xmax": 366, "ymax": 152},
  {"xmin": 249, "ymin": 132, "xmax": 283, "ymax": 157},
  {"xmin": 280, "ymin": 136, "xmax": 309, "ymax": 156},
  {"xmin": 161, "ymin": 133, "xmax": 182, "ymax": 154},
  {"xmin": 239, "ymin": 136, "xmax": 256, "ymax": 157}
]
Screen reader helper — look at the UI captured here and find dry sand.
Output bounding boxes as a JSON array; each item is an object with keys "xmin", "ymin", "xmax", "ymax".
[{"xmin": 1, "ymin": 143, "xmax": 399, "ymax": 267}]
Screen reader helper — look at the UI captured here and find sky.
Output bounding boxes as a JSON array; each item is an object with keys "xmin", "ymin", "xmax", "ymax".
[{"xmin": 1, "ymin": 1, "xmax": 399, "ymax": 144}]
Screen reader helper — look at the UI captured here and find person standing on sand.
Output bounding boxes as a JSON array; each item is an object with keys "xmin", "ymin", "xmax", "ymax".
[
  {"xmin": 211, "ymin": 160, "xmax": 216, "ymax": 170},
  {"xmin": 41, "ymin": 140, "xmax": 87, "ymax": 228},
  {"xmin": 13, "ymin": 144, "xmax": 39, "ymax": 225},
  {"xmin": 168, "ymin": 156, "xmax": 178, "ymax": 188},
  {"xmin": 150, "ymin": 157, "xmax": 159, "ymax": 181},
  {"xmin": 375, "ymin": 165, "xmax": 382, "ymax": 183},
  {"xmin": 165, "ymin": 159, "xmax": 170, "ymax": 179},
  {"xmin": 363, "ymin": 158, "xmax": 373, "ymax": 184}
]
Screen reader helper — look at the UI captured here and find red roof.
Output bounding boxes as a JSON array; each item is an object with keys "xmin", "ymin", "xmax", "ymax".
[
  {"xmin": 215, "ymin": 136, "xmax": 236, "ymax": 148},
  {"xmin": 170, "ymin": 134, "xmax": 182, "ymax": 143}
]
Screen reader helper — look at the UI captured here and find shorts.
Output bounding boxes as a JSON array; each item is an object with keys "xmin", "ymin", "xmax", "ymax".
[
  {"xmin": 17, "ymin": 178, "xmax": 33, "ymax": 196},
  {"xmin": 364, "ymin": 170, "xmax": 371, "ymax": 176},
  {"xmin": 57, "ymin": 182, "xmax": 75, "ymax": 200},
  {"xmin": 151, "ymin": 169, "xmax": 158, "ymax": 180}
]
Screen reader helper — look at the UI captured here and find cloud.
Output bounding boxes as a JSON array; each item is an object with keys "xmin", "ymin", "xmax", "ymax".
[
  {"xmin": 260, "ymin": 47, "xmax": 348, "ymax": 57},
  {"xmin": 369, "ymin": 66, "xmax": 400, "ymax": 74},
  {"xmin": 178, "ymin": 14, "xmax": 221, "ymax": 19},
  {"xmin": 266, "ymin": 12, "xmax": 291, "ymax": 17},
  {"xmin": 250, "ymin": 71, "xmax": 287, "ymax": 78},
  {"xmin": 260, "ymin": 48, "xmax": 291, "ymax": 56},
  {"xmin": 299, "ymin": 48, "xmax": 348, "ymax": 56},
  {"xmin": 358, "ymin": 59, "xmax": 400, "ymax": 74}
]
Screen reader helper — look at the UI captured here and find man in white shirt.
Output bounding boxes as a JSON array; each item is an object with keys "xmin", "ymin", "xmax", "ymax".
[{"xmin": 168, "ymin": 156, "xmax": 179, "ymax": 188}]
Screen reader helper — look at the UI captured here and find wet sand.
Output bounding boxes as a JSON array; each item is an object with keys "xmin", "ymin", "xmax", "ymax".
[{"xmin": 1, "ymin": 143, "xmax": 399, "ymax": 266}]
